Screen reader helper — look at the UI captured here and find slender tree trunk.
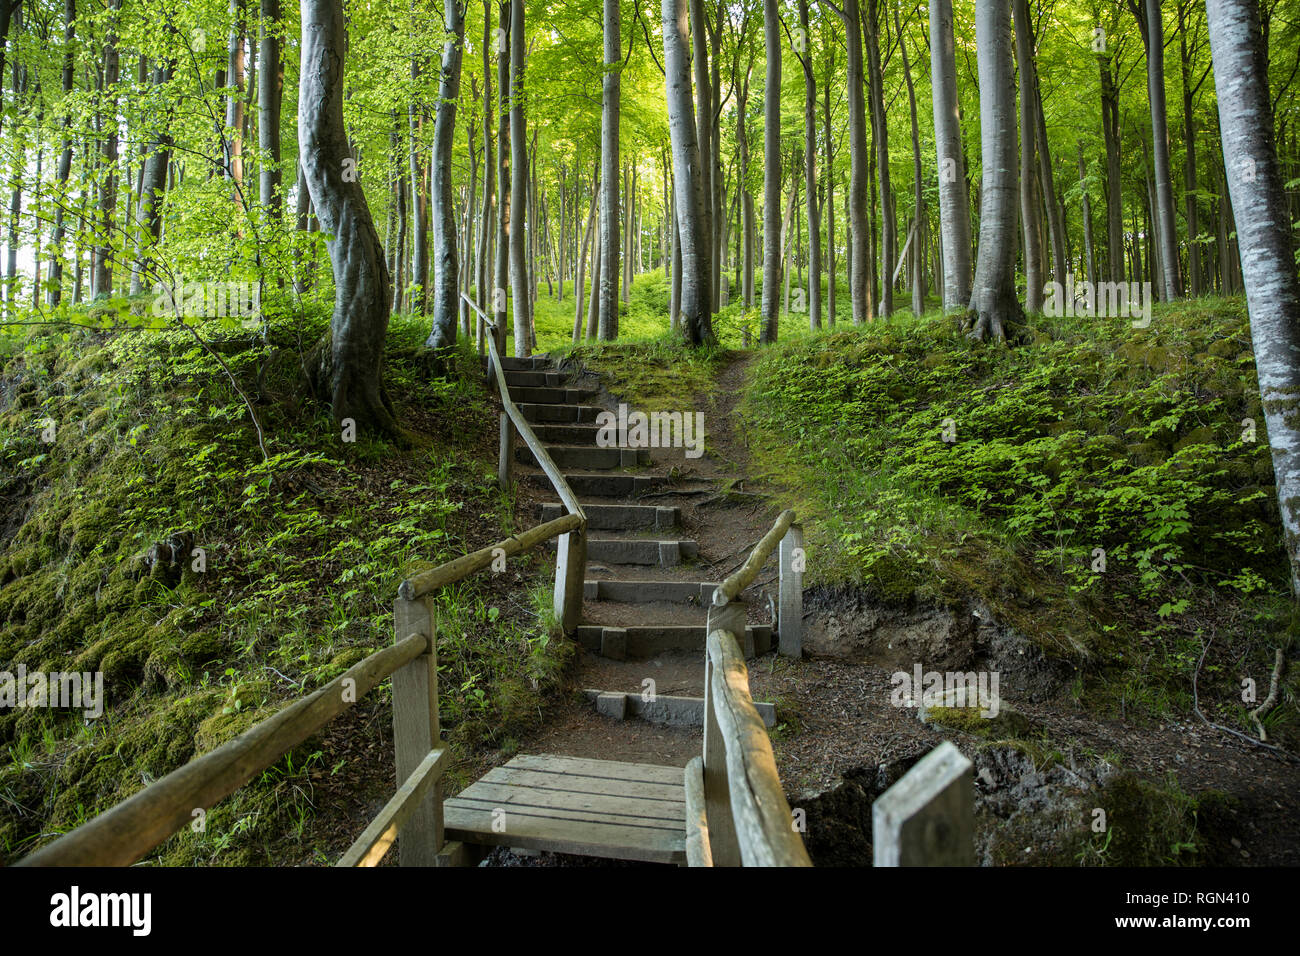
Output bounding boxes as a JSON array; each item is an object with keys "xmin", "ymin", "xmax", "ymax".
[
  {"xmin": 93, "ymin": 0, "xmax": 121, "ymax": 298},
  {"xmin": 130, "ymin": 60, "xmax": 174, "ymax": 296},
  {"xmin": 1141, "ymin": 0, "xmax": 1182, "ymax": 299},
  {"xmin": 1013, "ymin": 0, "xmax": 1043, "ymax": 312},
  {"xmin": 797, "ymin": 0, "xmax": 822, "ymax": 330},
  {"xmin": 574, "ymin": 162, "xmax": 598, "ymax": 342},
  {"xmin": 930, "ymin": 0, "xmax": 971, "ymax": 311},
  {"xmin": 300, "ymin": 0, "xmax": 397, "ymax": 434},
  {"xmin": 760, "ymin": 0, "xmax": 781, "ymax": 342},
  {"xmin": 1078, "ymin": 143, "xmax": 1097, "ymax": 287},
  {"xmin": 48, "ymin": 0, "xmax": 76, "ymax": 307},
  {"xmin": 896, "ymin": 4, "xmax": 923, "ymax": 316},
  {"xmin": 1207, "ymin": 0, "xmax": 1300, "ymax": 594},
  {"xmin": 258, "ymin": 0, "xmax": 283, "ymax": 217},
  {"xmin": 688, "ymin": 0, "xmax": 713, "ymax": 320},
  {"xmin": 493, "ymin": 0, "xmax": 509, "ymax": 350},
  {"xmin": 865, "ymin": 0, "xmax": 892, "ymax": 317},
  {"xmin": 427, "ymin": 0, "xmax": 465, "ymax": 351},
  {"xmin": 663, "ymin": 0, "xmax": 714, "ymax": 345},
  {"xmin": 476, "ymin": 4, "xmax": 493, "ymax": 314},
  {"xmin": 1100, "ymin": 37, "xmax": 1125, "ymax": 282},
  {"xmin": 1179, "ymin": 3, "xmax": 1202, "ymax": 297},
  {"xmin": 842, "ymin": 0, "xmax": 870, "ymax": 324},
  {"xmin": 598, "ymin": 0, "xmax": 620, "ymax": 340},
  {"xmin": 508, "ymin": 0, "xmax": 529, "ymax": 356},
  {"xmin": 410, "ymin": 52, "xmax": 429, "ymax": 315},
  {"xmin": 966, "ymin": 0, "xmax": 1025, "ymax": 341}
]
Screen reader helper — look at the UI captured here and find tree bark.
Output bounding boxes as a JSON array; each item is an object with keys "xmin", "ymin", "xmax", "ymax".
[
  {"xmin": 47, "ymin": 0, "xmax": 76, "ymax": 307},
  {"xmin": 966, "ymin": 0, "xmax": 1025, "ymax": 342},
  {"xmin": 427, "ymin": 0, "xmax": 465, "ymax": 352},
  {"xmin": 798, "ymin": 0, "xmax": 822, "ymax": 330},
  {"xmin": 598, "ymin": 0, "xmax": 620, "ymax": 341},
  {"xmin": 508, "ymin": 0, "xmax": 529, "ymax": 356},
  {"xmin": 1140, "ymin": 0, "xmax": 1182, "ymax": 299},
  {"xmin": 258, "ymin": 0, "xmax": 283, "ymax": 217},
  {"xmin": 895, "ymin": 3, "xmax": 923, "ymax": 316},
  {"xmin": 1012, "ymin": 0, "xmax": 1043, "ymax": 312},
  {"xmin": 930, "ymin": 0, "xmax": 972, "ymax": 311},
  {"xmin": 1207, "ymin": 0, "xmax": 1300, "ymax": 594},
  {"xmin": 663, "ymin": 0, "xmax": 714, "ymax": 345},
  {"xmin": 760, "ymin": 0, "xmax": 781, "ymax": 343},
  {"xmin": 865, "ymin": 0, "xmax": 892, "ymax": 318},
  {"xmin": 299, "ymin": 0, "xmax": 398, "ymax": 434}
]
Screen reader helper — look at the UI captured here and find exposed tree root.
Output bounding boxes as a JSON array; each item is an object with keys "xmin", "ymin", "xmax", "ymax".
[
  {"xmin": 1250, "ymin": 647, "xmax": 1286, "ymax": 743},
  {"xmin": 961, "ymin": 307, "xmax": 1030, "ymax": 345}
]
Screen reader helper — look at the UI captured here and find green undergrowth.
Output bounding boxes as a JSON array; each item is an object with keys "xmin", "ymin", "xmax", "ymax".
[
  {"xmin": 0, "ymin": 303, "xmax": 569, "ymax": 864},
  {"xmin": 742, "ymin": 297, "xmax": 1297, "ymax": 735}
]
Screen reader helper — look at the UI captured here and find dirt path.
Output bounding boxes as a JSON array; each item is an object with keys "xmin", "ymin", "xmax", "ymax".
[{"xmin": 499, "ymin": 350, "xmax": 1300, "ymax": 867}]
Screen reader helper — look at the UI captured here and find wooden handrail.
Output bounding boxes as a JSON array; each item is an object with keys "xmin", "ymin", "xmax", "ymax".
[
  {"xmin": 464, "ymin": 293, "xmax": 585, "ymax": 521},
  {"xmin": 399, "ymin": 513, "xmax": 582, "ymax": 600},
  {"xmin": 19, "ymin": 632, "xmax": 431, "ymax": 867},
  {"xmin": 712, "ymin": 509, "xmax": 795, "ymax": 607},
  {"xmin": 338, "ymin": 747, "xmax": 448, "ymax": 866},
  {"xmin": 706, "ymin": 628, "xmax": 812, "ymax": 867}
]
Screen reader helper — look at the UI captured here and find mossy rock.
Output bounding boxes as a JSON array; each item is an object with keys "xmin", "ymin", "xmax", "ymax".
[
  {"xmin": 1207, "ymin": 339, "xmax": 1238, "ymax": 359},
  {"xmin": 919, "ymin": 700, "xmax": 1036, "ymax": 739},
  {"xmin": 1126, "ymin": 442, "xmax": 1167, "ymax": 466},
  {"xmin": 1173, "ymin": 425, "xmax": 1217, "ymax": 453}
]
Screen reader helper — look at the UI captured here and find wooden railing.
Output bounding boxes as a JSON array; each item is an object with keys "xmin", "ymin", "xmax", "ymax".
[
  {"xmin": 467, "ymin": 293, "xmax": 586, "ymax": 631},
  {"xmin": 19, "ymin": 308, "xmax": 588, "ymax": 868},
  {"xmin": 687, "ymin": 509, "xmax": 812, "ymax": 866}
]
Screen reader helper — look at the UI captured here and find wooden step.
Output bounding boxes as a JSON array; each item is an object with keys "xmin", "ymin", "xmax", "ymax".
[
  {"xmin": 572, "ymin": 623, "xmax": 773, "ymax": 658},
  {"xmin": 583, "ymin": 579, "xmax": 713, "ymax": 602},
  {"xmin": 541, "ymin": 502, "xmax": 680, "ymax": 530},
  {"xmin": 443, "ymin": 754, "xmax": 686, "ymax": 864},
  {"xmin": 518, "ymin": 403, "xmax": 603, "ymax": 424},
  {"xmin": 504, "ymin": 369, "xmax": 568, "ymax": 388},
  {"xmin": 516, "ymin": 444, "xmax": 650, "ymax": 470},
  {"xmin": 584, "ymin": 689, "xmax": 776, "ymax": 728},
  {"xmin": 585, "ymin": 537, "xmax": 699, "ymax": 566},
  {"xmin": 483, "ymin": 354, "xmax": 552, "ymax": 371},
  {"xmin": 530, "ymin": 423, "xmax": 603, "ymax": 444},
  {"xmin": 512, "ymin": 385, "xmax": 597, "ymax": 405},
  {"xmin": 521, "ymin": 471, "xmax": 663, "ymax": 497}
]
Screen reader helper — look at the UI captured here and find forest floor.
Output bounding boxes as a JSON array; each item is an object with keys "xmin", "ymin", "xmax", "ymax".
[{"xmin": 481, "ymin": 344, "xmax": 1300, "ymax": 867}]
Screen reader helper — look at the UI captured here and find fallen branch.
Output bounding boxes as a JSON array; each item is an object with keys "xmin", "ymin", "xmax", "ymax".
[
  {"xmin": 1192, "ymin": 637, "xmax": 1297, "ymax": 762},
  {"xmin": 1249, "ymin": 647, "xmax": 1286, "ymax": 743}
]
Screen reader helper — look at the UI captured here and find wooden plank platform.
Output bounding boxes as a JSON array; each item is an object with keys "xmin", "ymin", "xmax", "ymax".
[{"xmin": 444, "ymin": 754, "xmax": 687, "ymax": 864}]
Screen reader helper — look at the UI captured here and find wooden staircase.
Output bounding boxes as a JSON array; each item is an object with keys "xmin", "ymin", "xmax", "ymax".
[{"xmin": 441, "ymin": 348, "xmax": 800, "ymax": 864}]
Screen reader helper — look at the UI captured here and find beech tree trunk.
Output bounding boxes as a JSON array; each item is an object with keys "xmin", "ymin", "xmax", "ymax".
[
  {"xmin": 47, "ymin": 0, "xmax": 75, "ymax": 306},
  {"xmin": 1207, "ymin": 0, "xmax": 1300, "ymax": 595},
  {"xmin": 759, "ymin": 0, "xmax": 781, "ymax": 343},
  {"xmin": 843, "ymin": 0, "xmax": 870, "ymax": 324},
  {"xmin": 663, "ymin": 0, "xmax": 714, "ymax": 345},
  {"xmin": 930, "ymin": 0, "xmax": 971, "ymax": 311},
  {"xmin": 508, "ymin": 0, "xmax": 529, "ymax": 356},
  {"xmin": 427, "ymin": 0, "xmax": 465, "ymax": 352},
  {"xmin": 798, "ymin": 0, "xmax": 821, "ymax": 330},
  {"xmin": 598, "ymin": 0, "xmax": 620, "ymax": 341},
  {"xmin": 258, "ymin": 0, "xmax": 283, "ymax": 219},
  {"xmin": 1140, "ymin": 0, "xmax": 1182, "ymax": 299},
  {"xmin": 966, "ymin": 0, "xmax": 1025, "ymax": 342},
  {"xmin": 299, "ymin": 0, "xmax": 397, "ymax": 434},
  {"xmin": 1013, "ymin": 0, "xmax": 1043, "ymax": 312},
  {"xmin": 865, "ymin": 0, "xmax": 892, "ymax": 318}
]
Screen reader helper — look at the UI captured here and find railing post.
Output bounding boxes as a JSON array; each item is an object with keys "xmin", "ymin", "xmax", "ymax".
[
  {"xmin": 553, "ymin": 521, "xmax": 587, "ymax": 633},
  {"xmin": 777, "ymin": 522, "xmax": 803, "ymax": 658},
  {"xmin": 872, "ymin": 741, "xmax": 974, "ymax": 866},
  {"xmin": 497, "ymin": 411, "xmax": 514, "ymax": 490},
  {"xmin": 392, "ymin": 595, "xmax": 449, "ymax": 866},
  {"xmin": 703, "ymin": 599, "xmax": 747, "ymax": 867}
]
